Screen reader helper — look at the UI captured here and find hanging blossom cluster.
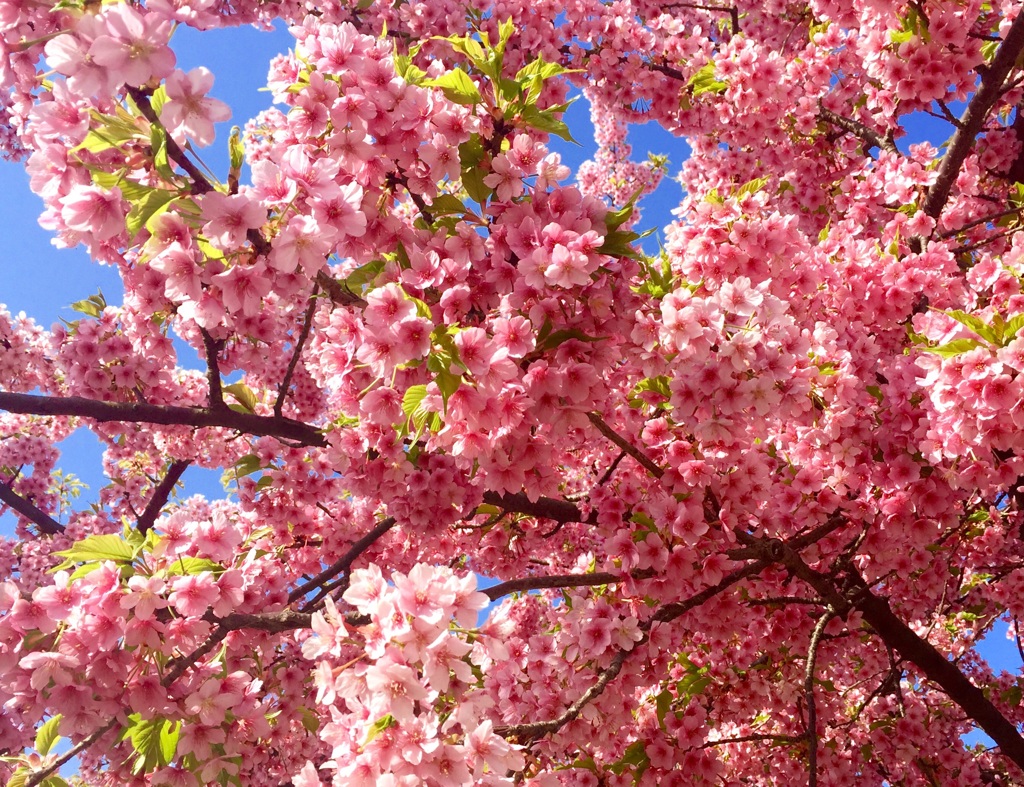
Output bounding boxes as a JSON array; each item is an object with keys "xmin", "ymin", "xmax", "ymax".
[{"xmin": 4, "ymin": 0, "xmax": 1024, "ymax": 785}]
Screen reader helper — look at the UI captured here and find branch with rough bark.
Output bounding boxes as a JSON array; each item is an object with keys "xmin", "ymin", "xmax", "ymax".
[
  {"xmin": 289, "ymin": 517, "xmax": 398, "ymax": 605},
  {"xmin": 275, "ymin": 285, "xmax": 320, "ymax": 417},
  {"xmin": 920, "ymin": 11, "xmax": 1024, "ymax": 222},
  {"xmin": 483, "ymin": 568, "xmax": 657, "ymax": 601},
  {"xmin": 817, "ymin": 105, "xmax": 897, "ymax": 154},
  {"xmin": 742, "ymin": 532, "xmax": 1024, "ymax": 771},
  {"xmin": 0, "ymin": 391, "xmax": 326, "ymax": 447},
  {"xmin": 136, "ymin": 460, "xmax": 189, "ymax": 535},
  {"xmin": 0, "ymin": 479, "xmax": 65, "ymax": 535}
]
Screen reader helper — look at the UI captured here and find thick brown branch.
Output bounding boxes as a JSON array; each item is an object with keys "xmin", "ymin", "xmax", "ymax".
[
  {"xmin": 921, "ymin": 11, "xmax": 1024, "ymax": 221},
  {"xmin": 0, "ymin": 392, "xmax": 326, "ymax": 447},
  {"xmin": 161, "ymin": 609, "xmax": 311, "ymax": 689},
  {"xmin": 0, "ymin": 480, "xmax": 64, "ymax": 535},
  {"xmin": 484, "ymin": 568, "xmax": 657, "ymax": 601},
  {"xmin": 200, "ymin": 330, "xmax": 224, "ymax": 409},
  {"xmin": 289, "ymin": 517, "xmax": 398, "ymax": 605},
  {"xmin": 136, "ymin": 460, "xmax": 189, "ymax": 535},
  {"xmin": 755, "ymin": 537, "xmax": 1024, "ymax": 770},
  {"xmin": 854, "ymin": 585, "xmax": 1024, "ymax": 769},
  {"xmin": 587, "ymin": 412, "xmax": 664, "ymax": 478},
  {"xmin": 481, "ymin": 490, "xmax": 594, "ymax": 525},
  {"xmin": 275, "ymin": 286, "xmax": 319, "ymax": 418}
]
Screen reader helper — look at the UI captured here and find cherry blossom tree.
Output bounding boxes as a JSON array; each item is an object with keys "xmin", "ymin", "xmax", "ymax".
[{"xmin": 4, "ymin": 0, "xmax": 1024, "ymax": 784}]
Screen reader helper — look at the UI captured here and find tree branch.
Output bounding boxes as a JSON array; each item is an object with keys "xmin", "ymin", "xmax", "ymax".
[
  {"xmin": 817, "ymin": 106, "xmax": 897, "ymax": 154},
  {"xmin": 921, "ymin": 11, "xmax": 1024, "ymax": 221},
  {"xmin": 483, "ymin": 568, "xmax": 657, "ymax": 601},
  {"xmin": 495, "ymin": 559, "xmax": 767, "ymax": 741},
  {"xmin": 136, "ymin": 460, "xmax": 189, "ymax": 535},
  {"xmin": 481, "ymin": 490, "xmax": 594, "ymax": 525},
  {"xmin": 0, "ymin": 392, "xmax": 326, "ymax": 447},
  {"xmin": 200, "ymin": 330, "xmax": 224, "ymax": 409},
  {"xmin": 275, "ymin": 285, "xmax": 319, "ymax": 418},
  {"xmin": 289, "ymin": 517, "xmax": 397, "ymax": 605},
  {"xmin": 805, "ymin": 609, "xmax": 834, "ymax": 787},
  {"xmin": 126, "ymin": 87, "xmax": 213, "ymax": 196},
  {"xmin": 587, "ymin": 412, "xmax": 664, "ymax": 478},
  {"xmin": 0, "ymin": 479, "xmax": 64, "ymax": 535},
  {"xmin": 749, "ymin": 534, "xmax": 1024, "ymax": 771},
  {"xmin": 24, "ymin": 719, "xmax": 118, "ymax": 787}
]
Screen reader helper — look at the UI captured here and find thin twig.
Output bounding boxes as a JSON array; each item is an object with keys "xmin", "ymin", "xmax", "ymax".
[
  {"xmin": 126, "ymin": 87, "xmax": 213, "ymax": 195},
  {"xmin": 275, "ymin": 285, "xmax": 319, "ymax": 418},
  {"xmin": 0, "ymin": 480, "xmax": 65, "ymax": 535},
  {"xmin": 661, "ymin": 2, "xmax": 739, "ymax": 34},
  {"xmin": 1014, "ymin": 617, "xmax": 1024, "ymax": 666},
  {"xmin": 700, "ymin": 732, "xmax": 805, "ymax": 749},
  {"xmin": 587, "ymin": 412, "xmax": 664, "ymax": 478},
  {"xmin": 596, "ymin": 450, "xmax": 626, "ymax": 486},
  {"xmin": 24, "ymin": 719, "xmax": 118, "ymax": 787},
  {"xmin": 817, "ymin": 106, "xmax": 898, "ymax": 154},
  {"xmin": 136, "ymin": 460, "xmax": 189, "ymax": 534}
]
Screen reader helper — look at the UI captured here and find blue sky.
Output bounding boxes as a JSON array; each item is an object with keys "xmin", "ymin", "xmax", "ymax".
[{"xmin": 0, "ymin": 16, "xmax": 1019, "ymax": 740}]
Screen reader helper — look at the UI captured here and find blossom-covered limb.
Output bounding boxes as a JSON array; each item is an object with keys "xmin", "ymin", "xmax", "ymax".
[
  {"xmin": 921, "ymin": 10, "xmax": 1024, "ymax": 221},
  {"xmin": 274, "ymin": 285, "xmax": 319, "ymax": 418},
  {"xmin": 0, "ymin": 391, "xmax": 326, "ymax": 446},
  {"xmin": 805, "ymin": 609, "xmax": 835, "ymax": 787},
  {"xmin": 135, "ymin": 460, "xmax": 190, "ymax": 535},
  {"xmin": 0, "ymin": 479, "xmax": 65, "ymax": 535}
]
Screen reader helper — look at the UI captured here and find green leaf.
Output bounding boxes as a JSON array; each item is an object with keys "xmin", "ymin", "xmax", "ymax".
[
  {"xmin": 655, "ymin": 690, "xmax": 672, "ymax": 731},
  {"xmin": 461, "ymin": 167, "xmax": 491, "ymax": 204},
  {"xmin": 424, "ymin": 68, "xmax": 482, "ymax": 104},
  {"xmin": 394, "ymin": 53, "xmax": 427, "ymax": 84},
  {"xmin": 149, "ymin": 85, "xmax": 169, "ymax": 117},
  {"xmin": 122, "ymin": 715, "xmax": 176, "ymax": 775},
  {"xmin": 688, "ymin": 62, "xmax": 727, "ymax": 96},
  {"xmin": 536, "ymin": 328, "xmax": 606, "ymax": 354},
  {"xmin": 1003, "ymin": 313, "xmax": 1024, "ymax": 344},
  {"xmin": 299, "ymin": 707, "xmax": 321, "ymax": 734},
  {"xmin": 458, "ymin": 135, "xmax": 485, "ymax": 169},
  {"xmin": 35, "ymin": 715, "xmax": 62, "ymax": 756},
  {"xmin": 70, "ymin": 290, "xmax": 107, "ymax": 318},
  {"xmin": 428, "ymin": 193, "xmax": 466, "ymax": 216},
  {"xmin": 940, "ymin": 309, "xmax": 997, "ymax": 343},
  {"xmin": 127, "ymin": 189, "xmax": 176, "ymax": 239},
  {"xmin": 159, "ymin": 720, "xmax": 180, "ymax": 765},
  {"xmin": 223, "ymin": 383, "xmax": 258, "ymax": 413},
  {"xmin": 737, "ymin": 176, "xmax": 770, "ymax": 197},
  {"xmin": 230, "ymin": 454, "xmax": 263, "ymax": 478},
  {"xmin": 53, "ymin": 533, "xmax": 135, "ymax": 569},
  {"xmin": 344, "ymin": 258, "xmax": 386, "ymax": 294},
  {"xmin": 364, "ymin": 714, "xmax": 396, "ymax": 744},
  {"xmin": 918, "ymin": 338, "xmax": 981, "ymax": 358},
  {"xmin": 150, "ymin": 124, "xmax": 175, "ymax": 181},
  {"xmin": 598, "ymin": 228, "xmax": 644, "ymax": 260},
  {"xmin": 518, "ymin": 104, "xmax": 578, "ymax": 143},
  {"xmin": 163, "ymin": 557, "xmax": 224, "ymax": 577},
  {"xmin": 402, "ymin": 384, "xmax": 429, "ymax": 420}
]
